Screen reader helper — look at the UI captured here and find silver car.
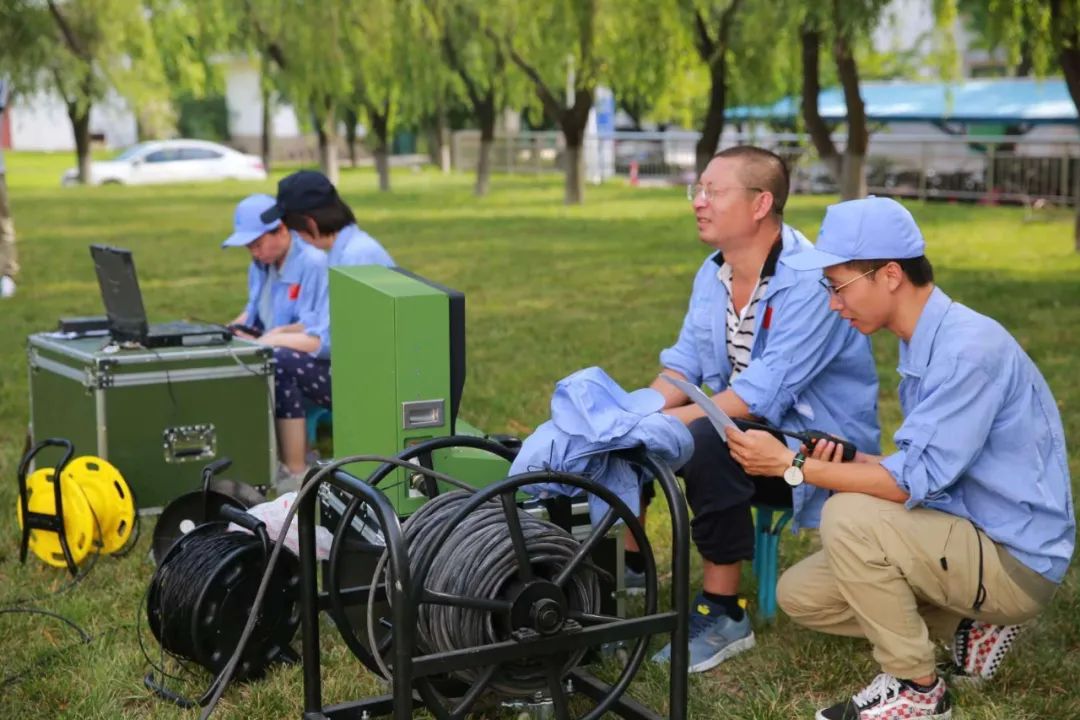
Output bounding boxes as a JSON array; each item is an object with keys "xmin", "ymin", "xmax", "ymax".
[{"xmin": 62, "ymin": 139, "xmax": 267, "ymax": 186}]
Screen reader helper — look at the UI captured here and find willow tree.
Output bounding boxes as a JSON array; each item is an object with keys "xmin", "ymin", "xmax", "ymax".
[{"xmin": 0, "ymin": 0, "xmax": 172, "ymax": 183}]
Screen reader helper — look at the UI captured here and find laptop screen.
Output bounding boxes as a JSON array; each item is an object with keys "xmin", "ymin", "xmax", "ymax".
[{"xmin": 90, "ymin": 245, "xmax": 149, "ymax": 341}]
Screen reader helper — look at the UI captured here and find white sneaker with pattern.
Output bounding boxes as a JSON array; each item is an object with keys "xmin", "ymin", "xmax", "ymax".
[
  {"xmin": 951, "ymin": 618, "xmax": 1024, "ymax": 685},
  {"xmin": 816, "ymin": 673, "xmax": 952, "ymax": 720}
]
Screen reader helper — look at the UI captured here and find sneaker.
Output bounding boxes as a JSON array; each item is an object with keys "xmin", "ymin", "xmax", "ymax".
[
  {"xmin": 274, "ymin": 463, "xmax": 307, "ymax": 494},
  {"xmin": 0, "ymin": 275, "xmax": 14, "ymax": 298},
  {"xmin": 949, "ymin": 619, "xmax": 1023, "ymax": 685},
  {"xmin": 624, "ymin": 567, "xmax": 646, "ymax": 596},
  {"xmin": 651, "ymin": 592, "xmax": 755, "ymax": 673},
  {"xmin": 816, "ymin": 673, "xmax": 952, "ymax": 720}
]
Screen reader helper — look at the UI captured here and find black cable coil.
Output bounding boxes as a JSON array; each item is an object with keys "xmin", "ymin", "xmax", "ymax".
[
  {"xmin": 384, "ymin": 491, "xmax": 601, "ymax": 697},
  {"xmin": 146, "ymin": 523, "xmax": 300, "ymax": 681}
]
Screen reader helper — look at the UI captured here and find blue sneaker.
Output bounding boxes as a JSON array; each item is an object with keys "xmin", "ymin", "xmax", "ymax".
[{"xmin": 651, "ymin": 593, "xmax": 756, "ymax": 673}]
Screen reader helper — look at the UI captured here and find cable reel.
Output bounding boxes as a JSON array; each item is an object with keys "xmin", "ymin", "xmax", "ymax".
[
  {"xmin": 16, "ymin": 438, "xmax": 136, "ymax": 574},
  {"xmin": 151, "ymin": 457, "xmax": 266, "ymax": 565},
  {"xmin": 305, "ymin": 437, "xmax": 693, "ymax": 720},
  {"xmin": 146, "ymin": 509, "xmax": 300, "ymax": 685}
]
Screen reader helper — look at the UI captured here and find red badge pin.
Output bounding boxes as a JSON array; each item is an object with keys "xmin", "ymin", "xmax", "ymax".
[
  {"xmin": 763, "ymin": 305, "xmax": 773, "ymax": 329},
  {"xmin": 288, "ymin": 283, "xmax": 300, "ymax": 300}
]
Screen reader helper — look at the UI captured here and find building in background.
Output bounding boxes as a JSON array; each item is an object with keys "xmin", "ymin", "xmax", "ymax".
[{"xmin": 0, "ymin": 87, "xmax": 136, "ymax": 152}]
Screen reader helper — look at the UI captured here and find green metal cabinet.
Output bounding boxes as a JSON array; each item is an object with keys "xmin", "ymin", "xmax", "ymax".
[
  {"xmin": 27, "ymin": 334, "xmax": 275, "ymax": 511},
  {"xmin": 329, "ymin": 266, "xmax": 511, "ymax": 516}
]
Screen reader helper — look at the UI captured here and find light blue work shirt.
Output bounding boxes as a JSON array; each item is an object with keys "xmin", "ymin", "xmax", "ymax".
[
  {"xmin": 661, "ymin": 224, "xmax": 881, "ymax": 531},
  {"xmin": 880, "ymin": 287, "xmax": 1074, "ymax": 583},
  {"xmin": 511, "ymin": 367, "xmax": 695, "ymax": 524},
  {"xmin": 327, "ymin": 223, "xmax": 394, "ymax": 268},
  {"xmin": 241, "ymin": 232, "xmax": 330, "ymax": 359}
]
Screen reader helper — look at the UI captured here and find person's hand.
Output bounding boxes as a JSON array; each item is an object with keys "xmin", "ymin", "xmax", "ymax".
[
  {"xmin": 727, "ymin": 428, "xmax": 795, "ymax": 477},
  {"xmin": 802, "ymin": 438, "xmax": 846, "ymax": 463}
]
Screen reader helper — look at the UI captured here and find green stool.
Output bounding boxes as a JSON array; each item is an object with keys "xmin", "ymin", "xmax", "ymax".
[{"xmin": 752, "ymin": 504, "xmax": 793, "ymax": 621}]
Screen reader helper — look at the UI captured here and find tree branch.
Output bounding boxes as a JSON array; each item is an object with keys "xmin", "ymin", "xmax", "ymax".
[
  {"xmin": 800, "ymin": 22, "xmax": 840, "ymax": 174},
  {"xmin": 441, "ymin": 28, "xmax": 484, "ymax": 110},
  {"xmin": 832, "ymin": 0, "xmax": 867, "ymax": 155},
  {"xmin": 243, "ymin": 0, "xmax": 287, "ymax": 69},
  {"xmin": 1049, "ymin": 0, "xmax": 1080, "ymax": 117},
  {"xmin": 493, "ymin": 29, "xmax": 564, "ymax": 119},
  {"xmin": 692, "ymin": 9, "xmax": 715, "ymax": 61},
  {"xmin": 46, "ymin": 0, "xmax": 88, "ymax": 60}
]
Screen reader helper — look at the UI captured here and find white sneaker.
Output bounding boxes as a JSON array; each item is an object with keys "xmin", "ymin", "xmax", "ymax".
[
  {"xmin": 816, "ymin": 673, "xmax": 952, "ymax": 720},
  {"xmin": 274, "ymin": 463, "xmax": 308, "ymax": 494},
  {"xmin": 950, "ymin": 618, "xmax": 1024, "ymax": 685},
  {"xmin": 0, "ymin": 276, "xmax": 15, "ymax": 298}
]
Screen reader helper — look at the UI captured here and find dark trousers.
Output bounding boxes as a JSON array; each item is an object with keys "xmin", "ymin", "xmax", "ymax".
[
  {"xmin": 273, "ymin": 348, "xmax": 332, "ymax": 419},
  {"xmin": 646, "ymin": 417, "xmax": 792, "ymax": 565}
]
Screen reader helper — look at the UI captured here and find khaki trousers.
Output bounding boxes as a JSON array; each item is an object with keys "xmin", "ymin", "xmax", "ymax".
[
  {"xmin": 777, "ymin": 493, "xmax": 1057, "ymax": 679},
  {"xmin": 0, "ymin": 172, "xmax": 17, "ymax": 278}
]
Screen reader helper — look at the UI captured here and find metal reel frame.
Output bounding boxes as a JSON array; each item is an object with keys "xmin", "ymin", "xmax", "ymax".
[{"xmin": 296, "ymin": 436, "xmax": 690, "ymax": 720}]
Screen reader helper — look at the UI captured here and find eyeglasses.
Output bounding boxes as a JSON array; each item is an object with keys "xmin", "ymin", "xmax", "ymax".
[
  {"xmin": 819, "ymin": 266, "xmax": 880, "ymax": 296},
  {"xmin": 687, "ymin": 183, "xmax": 763, "ymax": 203}
]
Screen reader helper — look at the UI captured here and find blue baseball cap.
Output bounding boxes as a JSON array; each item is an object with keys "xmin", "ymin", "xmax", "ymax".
[
  {"xmin": 222, "ymin": 194, "xmax": 282, "ymax": 248},
  {"xmin": 782, "ymin": 197, "xmax": 925, "ymax": 271}
]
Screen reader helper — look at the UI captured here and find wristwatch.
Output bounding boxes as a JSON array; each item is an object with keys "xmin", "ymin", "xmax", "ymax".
[{"xmin": 783, "ymin": 451, "xmax": 807, "ymax": 487}]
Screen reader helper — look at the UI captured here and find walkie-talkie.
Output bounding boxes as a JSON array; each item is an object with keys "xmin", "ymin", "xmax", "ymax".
[{"xmin": 739, "ymin": 421, "xmax": 858, "ymax": 462}]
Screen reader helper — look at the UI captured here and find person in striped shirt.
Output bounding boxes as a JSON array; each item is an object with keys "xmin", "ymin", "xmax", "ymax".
[{"xmin": 645, "ymin": 146, "xmax": 880, "ymax": 673}]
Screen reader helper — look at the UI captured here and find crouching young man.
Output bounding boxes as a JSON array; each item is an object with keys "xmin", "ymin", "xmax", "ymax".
[{"xmin": 725, "ymin": 197, "xmax": 1074, "ymax": 720}]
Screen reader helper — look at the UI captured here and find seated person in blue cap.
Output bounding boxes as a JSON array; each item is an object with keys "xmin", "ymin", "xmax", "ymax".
[
  {"xmin": 260, "ymin": 170, "xmax": 394, "ymax": 268},
  {"xmin": 223, "ymin": 193, "xmax": 332, "ymax": 491},
  {"xmin": 727, "ymin": 197, "xmax": 1074, "ymax": 720},
  {"xmin": 646, "ymin": 146, "xmax": 881, "ymax": 673}
]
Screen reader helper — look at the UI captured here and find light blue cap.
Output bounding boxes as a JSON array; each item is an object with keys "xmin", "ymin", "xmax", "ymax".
[
  {"xmin": 222, "ymin": 194, "xmax": 282, "ymax": 248},
  {"xmin": 782, "ymin": 196, "xmax": 925, "ymax": 271}
]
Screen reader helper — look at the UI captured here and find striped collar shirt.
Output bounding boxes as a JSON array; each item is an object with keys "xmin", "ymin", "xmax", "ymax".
[{"xmin": 715, "ymin": 240, "xmax": 782, "ymax": 381}]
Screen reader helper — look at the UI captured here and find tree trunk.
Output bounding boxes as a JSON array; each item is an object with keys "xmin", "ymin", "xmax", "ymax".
[
  {"xmin": 839, "ymin": 153, "xmax": 867, "ymax": 200},
  {"xmin": 427, "ymin": 107, "xmax": 451, "ymax": 173},
  {"xmin": 475, "ymin": 96, "xmax": 496, "ymax": 197},
  {"xmin": 1048, "ymin": 0, "xmax": 1080, "ymax": 251},
  {"xmin": 260, "ymin": 87, "xmax": 272, "ymax": 172},
  {"xmin": 439, "ymin": 126, "xmax": 451, "ymax": 174},
  {"xmin": 560, "ymin": 90, "xmax": 593, "ymax": 205},
  {"xmin": 260, "ymin": 55, "xmax": 273, "ymax": 172},
  {"xmin": 344, "ymin": 108, "xmax": 359, "ymax": 168},
  {"xmin": 67, "ymin": 102, "xmax": 92, "ymax": 184},
  {"xmin": 370, "ymin": 111, "xmax": 391, "ymax": 192},
  {"xmin": 314, "ymin": 99, "xmax": 339, "ymax": 184},
  {"xmin": 696, "ymin": 60, "xmax": 728, "ymax": 175},
  {"xmin": 833, "ymin": 27, "xmax": 868, "ymax": 200},
  {"xmin": 564, "ymin": 142, "xmax": 584, "ymax": 205},
  {"xmin": 800, "ymin": 24, "xmax": 841, "ymax": 183},
  {"xmin": 1074, "ymin": 207, "xmax": 1080, "ymax": 253}
]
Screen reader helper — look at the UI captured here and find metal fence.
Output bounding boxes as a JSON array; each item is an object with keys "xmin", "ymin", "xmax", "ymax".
[{"xmin": 450, "ymin": 129, "xmax": 1080, "ymax": 207}]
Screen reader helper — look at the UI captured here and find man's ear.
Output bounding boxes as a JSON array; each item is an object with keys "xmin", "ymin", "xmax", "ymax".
[
  {"xmin": 753, "ymin": 191, "xmax": 775, "ymax": 222},
  {"xmin": 883, "ymin": 261, "xmax": 905, "ymax": 291}
]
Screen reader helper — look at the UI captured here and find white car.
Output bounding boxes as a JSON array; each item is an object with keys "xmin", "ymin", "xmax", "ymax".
[{"xmin": 62, "ymin": 139, "xmax": 267, "ymax": 186}]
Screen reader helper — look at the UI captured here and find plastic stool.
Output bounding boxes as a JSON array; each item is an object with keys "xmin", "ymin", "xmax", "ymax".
[
  {"xmin": 305, "ymin": 406, "xmax": 333, "ymax": 445},
  {"xmin": 752, "ymin": 504, "xmax": 793, "ymax": 621}
]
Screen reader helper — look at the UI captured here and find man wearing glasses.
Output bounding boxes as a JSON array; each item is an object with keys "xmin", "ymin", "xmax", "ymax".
[
  {"xmin": 727, "ymin": 197, "xmax": 1073, "ymax": 719},
  {"xmin": 646, "ymin": 146, "xmax": 881, "ymax": 672}
]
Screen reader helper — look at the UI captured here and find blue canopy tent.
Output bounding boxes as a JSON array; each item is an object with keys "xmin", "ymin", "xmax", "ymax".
[{"xmin": 727, "ymin": 77, "xmax": 1078, "ymax": 129}]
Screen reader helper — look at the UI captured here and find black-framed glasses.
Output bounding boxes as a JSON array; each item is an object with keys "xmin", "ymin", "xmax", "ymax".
[
  {"xmin": 819, "ymin": 266, "xmax": 881, "ymax": 297},
  {"xmin": 686, "ymin": 183, "xmax": 764, "ymax": 203}
]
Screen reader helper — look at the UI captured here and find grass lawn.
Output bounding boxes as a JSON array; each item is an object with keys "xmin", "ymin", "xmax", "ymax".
[{"xmin": 0, "ymin": 151, "xmax": 1078, "ymax": 719}]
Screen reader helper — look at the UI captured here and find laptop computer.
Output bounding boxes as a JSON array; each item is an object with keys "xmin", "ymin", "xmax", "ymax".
[{"xmin": 90, "ymin": 244, "xmax": 231, "ymax": 348}]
